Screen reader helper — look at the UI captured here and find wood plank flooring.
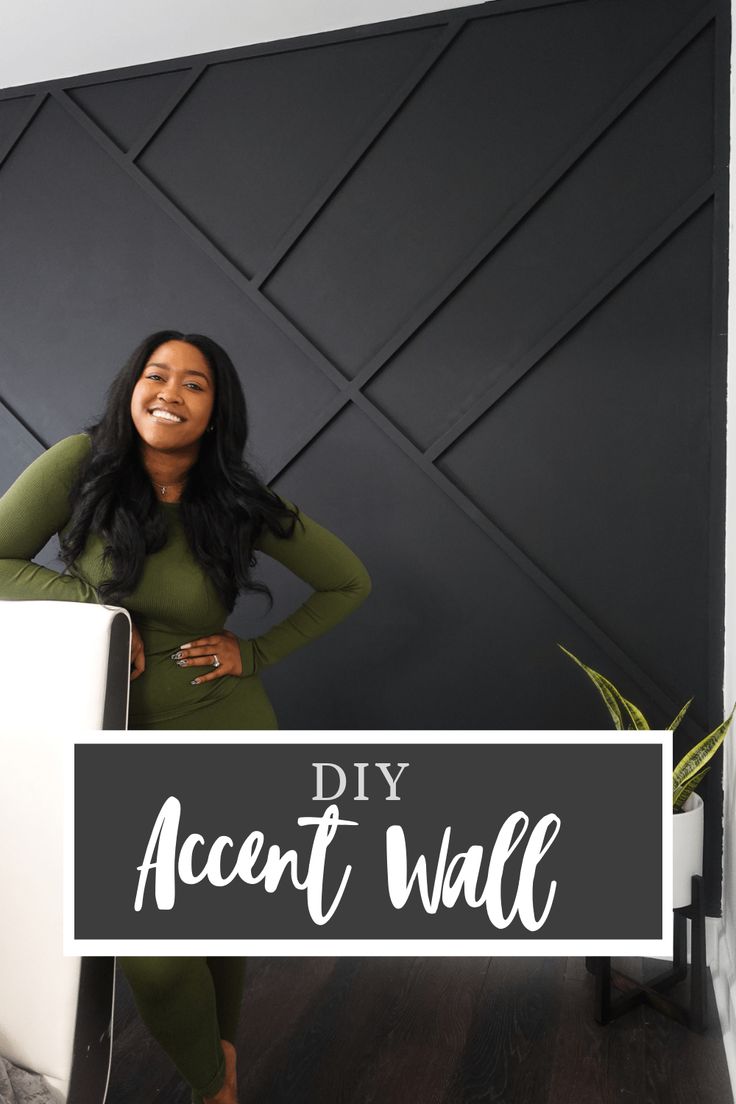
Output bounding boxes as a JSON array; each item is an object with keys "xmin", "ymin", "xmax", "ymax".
[{"xmin": 107, "ymin": 957, "xmax": 733, "ymax": 1104}]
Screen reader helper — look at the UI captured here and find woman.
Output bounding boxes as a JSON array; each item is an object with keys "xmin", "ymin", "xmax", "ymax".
[{"xmin": 0, "ymin": 331, "xmax": 372, "ymax": 1104}]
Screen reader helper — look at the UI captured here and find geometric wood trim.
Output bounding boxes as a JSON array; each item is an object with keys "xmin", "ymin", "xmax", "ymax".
[
  {"xmin": 425, "ymin": 179, "xmax": 716, "ymax": 462},
  {"xmin": 343, "ymin": 4, "xmax": 716, "ymax": 409},
  {"xmin": 344, "ymin": 388, "xmax": 709, "ymax": 741},
  {"xmin": 0, "ymin": 393, "xmax": 48, "ymax": 451},
  {"xmin": 0, "ymin": 93, "xmax": 47, "ymax": 170},
  {"xmin": 126, "ymin": 64, "xmax": 208, "ymax": 162},
  {"xmin": 261, "ymin": 335, "xmax": 715, "ymax": 744},
  {"xmin": 250, "ymin": 15, "xmax": 469, "ymax": 288},
  {"xmin": 50, "ymin": 88, "xmax": 350, "ymax": 394},
  {"xmin": 18, "ymin": 0, "xmax": 719, "ymax": 745},
  {"xmin": 267, "ymin": 183, "xmax": 714, "ymax": 478}
]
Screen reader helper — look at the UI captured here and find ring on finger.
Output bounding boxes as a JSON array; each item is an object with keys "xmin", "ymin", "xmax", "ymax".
[{"xmin": 212, "ymin": 653, "xmax": 221, "ymax": 669}]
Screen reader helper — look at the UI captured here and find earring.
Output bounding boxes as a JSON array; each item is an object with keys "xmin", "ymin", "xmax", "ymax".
[{"xmin": 207, "ymin": 424, "xmax": 214, "ymax": 433}]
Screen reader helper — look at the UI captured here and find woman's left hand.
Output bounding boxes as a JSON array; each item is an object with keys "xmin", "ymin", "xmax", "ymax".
[{"xmin": 171, "ymin": 630, "xmax": 243, "ymax": 685}]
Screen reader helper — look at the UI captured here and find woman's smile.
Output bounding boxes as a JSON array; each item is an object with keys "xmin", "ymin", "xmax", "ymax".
[{"xmin": 149, "ymin": 406, "xmax": 186, "ymax": 424}]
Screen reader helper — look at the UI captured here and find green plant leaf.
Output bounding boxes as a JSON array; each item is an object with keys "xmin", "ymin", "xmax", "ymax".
[
  {"xmin": 558, "ymin": 645, "xmax": 649, "ymax": 730},
  {"xmin": 673, "ymin": 764, "xmax": 711, "ymax": 811},
  {"xmin": 558, "ymin": 645, "xmax": 623, "ymax": 729},
  {"xmin": 672, "ymin": 703, "xmax": 736, "ymax": 797},
  {"xmin": 619, "ymin": 694, "xmax": 650, "ymax": 732},
  {"xmin": 668, "ymin": 697, "xmax": 693, "ymax": 732},
  {"xmin": 559, "ymin": 647, "xmax": 734, "ymax": 809}
]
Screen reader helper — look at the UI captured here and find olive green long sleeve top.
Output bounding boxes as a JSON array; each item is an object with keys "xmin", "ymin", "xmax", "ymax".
[{"xmin": 0, "ymin": 434, "xmax": 371, "ymax": 728}]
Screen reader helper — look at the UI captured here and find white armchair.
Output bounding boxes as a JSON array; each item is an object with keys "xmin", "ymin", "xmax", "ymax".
[
  {"xmin": 0, "ymin": 600, "xmax": 131, "ymax": 1102},
  {"xmin": 0, "ymin": 599, "xmax": 131, "ymax": 730}
]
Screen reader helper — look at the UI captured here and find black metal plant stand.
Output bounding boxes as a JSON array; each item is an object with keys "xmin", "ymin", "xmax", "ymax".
[{"xmin": 585, "ymin": 874, "xmax": 707, "ymax": 1032}]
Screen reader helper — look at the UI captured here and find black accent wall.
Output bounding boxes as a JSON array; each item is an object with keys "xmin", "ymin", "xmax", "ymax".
[{"xmin": 0, "ymin": 0, "xmax": 729, "ymax": 910}]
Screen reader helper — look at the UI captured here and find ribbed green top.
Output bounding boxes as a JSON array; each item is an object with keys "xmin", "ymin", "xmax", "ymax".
[{"xmin": 0, "ymin": 434, "xmax": 371, "ymax": 727}]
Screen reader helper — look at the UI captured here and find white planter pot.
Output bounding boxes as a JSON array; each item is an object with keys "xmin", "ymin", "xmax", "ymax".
[{"xmin": 672, "ymin": 792, "xmax": 704, "ymax": 909}]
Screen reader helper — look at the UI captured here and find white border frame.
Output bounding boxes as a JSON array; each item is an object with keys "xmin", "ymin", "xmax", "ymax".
[{"xmin": 64, "ymin": 730, "xmax": 673, "ymax": 956}]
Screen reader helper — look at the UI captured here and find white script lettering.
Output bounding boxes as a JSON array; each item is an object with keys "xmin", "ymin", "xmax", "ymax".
[
  {"xmin": 134, "ymin": 797, "xmax": 358, "ymax": 925},
  {"xmin": 385, "ymin": 812, "xmax": 561, "ymax": 931}
]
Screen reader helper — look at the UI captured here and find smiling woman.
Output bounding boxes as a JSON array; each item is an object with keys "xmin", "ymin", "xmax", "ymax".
[
  {"xmin": 0, "ymin": 329, "xmax": 372, "ymax": 729},
  {"xmin": 0, "ymin": 328, "xmax": 372, "ymax": 1104}
]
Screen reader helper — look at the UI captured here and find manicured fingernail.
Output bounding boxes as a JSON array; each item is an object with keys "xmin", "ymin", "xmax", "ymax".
[
  {"xmin": 176, "ymin": 659, "xmax": 187, "ymax": 667},
  {"xmin": 180, "ymin": 643, "xmax": 191, "ymax": 649},
  {"xmin": 171, "ymin": 651, "xmax": 182, "ymax": 660},
  {"xmin": 190, "ymin": 678, "xmax": 199, "ymax": 686}
]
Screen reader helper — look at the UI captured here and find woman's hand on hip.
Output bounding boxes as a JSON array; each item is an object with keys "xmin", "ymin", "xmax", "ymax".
[
  {"xmin": 171, "ymin": 630, "xmax": 243, "ymax": 685},
  {"xmin": 130, "ymin": 621, "xmax": 146, "ymax": 681}
]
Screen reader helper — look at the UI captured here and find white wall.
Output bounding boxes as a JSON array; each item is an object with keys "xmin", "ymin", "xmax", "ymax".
[
  {"xmin": 706, "ymin": 0, "xmax": 735, "ymax": 1088},
  {"xmin": 0, "ymin": 0, "xmax": 482, "ymax": 91}
]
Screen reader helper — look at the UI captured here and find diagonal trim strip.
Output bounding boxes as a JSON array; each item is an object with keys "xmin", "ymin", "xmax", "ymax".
[
  {"xmin": 0, "ymin": 394, "xmax": 49, "ymax": 451},
  {"xmin": 0, "ymin": 93, "xmax": 47, "ymax": 171},
  {"xmin": 251, "ymin": 15, "xmax": 468, "ymax": 287},
  {"xmin": 126, "ymin": 63, "xmax": 209, "ymax": 163},
  {"xmin": 425, "ymin": 180, "xmax": 716, "ymax": 462}
]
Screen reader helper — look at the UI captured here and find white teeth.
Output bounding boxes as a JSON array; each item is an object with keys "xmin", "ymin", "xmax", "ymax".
[{"xmin": 151, "ymin": 409, "xmax": 183, "ymax": 423}]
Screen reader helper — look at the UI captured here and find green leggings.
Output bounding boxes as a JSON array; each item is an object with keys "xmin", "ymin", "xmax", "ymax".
[{"xmin": 116, "ymin": 956, "xmax": 247, "ymax": 1102}]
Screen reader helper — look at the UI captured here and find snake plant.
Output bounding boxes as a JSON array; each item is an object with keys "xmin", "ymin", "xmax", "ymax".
[{"xmin": 559, "ymin": 645, "xmax": 735, "ymax": 812}]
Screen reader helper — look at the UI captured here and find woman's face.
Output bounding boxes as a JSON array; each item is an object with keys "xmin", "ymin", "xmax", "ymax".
[{"xmin": 130, "ymin": 340, "xmax": 216, "ymax": 453}]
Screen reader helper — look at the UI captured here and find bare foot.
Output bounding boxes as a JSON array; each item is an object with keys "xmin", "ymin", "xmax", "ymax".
[{"xmin": 203, "ymin": 1039, "xmax": 238, "ymax": 1104}]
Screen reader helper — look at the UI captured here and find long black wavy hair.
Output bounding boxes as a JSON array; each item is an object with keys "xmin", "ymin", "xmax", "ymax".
[{"xmin": 60, "ymin": 330, "xmax": 301, "ymax": 612}]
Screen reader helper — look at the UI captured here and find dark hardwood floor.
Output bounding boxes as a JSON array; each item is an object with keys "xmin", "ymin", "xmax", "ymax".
[{"xmin": 107, "ymin": 957, "xmax": 734, "ymax": 1104}]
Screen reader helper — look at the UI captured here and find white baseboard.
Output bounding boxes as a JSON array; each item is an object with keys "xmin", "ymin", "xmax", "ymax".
[{"xmin": 707, "ymin": 916, "xmax": 736, "ymax": 1097}]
